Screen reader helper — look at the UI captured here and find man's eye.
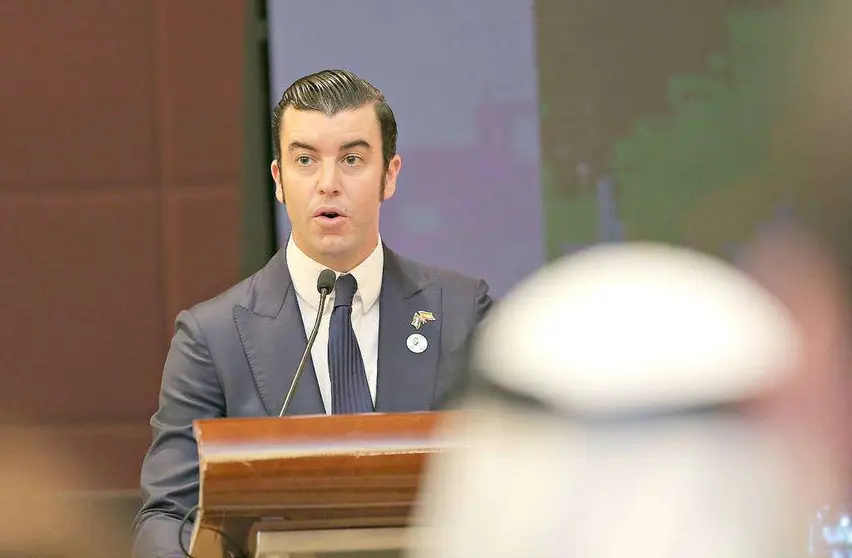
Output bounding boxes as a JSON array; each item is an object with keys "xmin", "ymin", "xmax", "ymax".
[
  {"xmin": 296, "ymin": 156, "xmax": 312, "ymax": 165},
  {"xmin": 343, "ymin": 155, "xmax": 360, "ymax": 165}
]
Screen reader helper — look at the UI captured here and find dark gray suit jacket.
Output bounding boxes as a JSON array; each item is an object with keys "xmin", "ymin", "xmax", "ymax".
[{"xmin": 131, "ymin": 245, "xmax": 492, "ymax": 558}]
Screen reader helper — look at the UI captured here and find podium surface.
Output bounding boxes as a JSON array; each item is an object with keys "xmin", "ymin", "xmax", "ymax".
[{"xmin": 190, "ymin": 412, "xmax": 446, "ymax": 557}]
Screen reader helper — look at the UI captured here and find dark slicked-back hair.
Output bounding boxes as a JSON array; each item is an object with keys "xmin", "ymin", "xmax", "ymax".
[{"xmin": 271, "ymin": 69, "xmax": 398, "ymax": 171}]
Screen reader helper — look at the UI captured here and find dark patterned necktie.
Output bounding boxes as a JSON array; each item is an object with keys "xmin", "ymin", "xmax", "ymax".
[{"xmin": 328, "ymin": 273, "xmax": 373, "ymax": 414}]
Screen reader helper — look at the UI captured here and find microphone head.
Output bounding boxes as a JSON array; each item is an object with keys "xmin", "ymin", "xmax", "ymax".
[{"xmin": 317, "ymin": 269, "xmax": 337, "ymax": 294}]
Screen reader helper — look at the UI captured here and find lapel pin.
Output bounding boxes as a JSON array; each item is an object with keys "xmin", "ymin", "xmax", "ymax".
[
  {"xmin": 411, "ymin": 310, "xmax": 436, "ymax": 330},
  {"xmin": 407, "ymin": 333, "xmax": 428, "ymax": 354}
]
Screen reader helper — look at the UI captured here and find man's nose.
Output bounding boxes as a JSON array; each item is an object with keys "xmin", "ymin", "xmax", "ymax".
[{"xmin": 316, "ymin": 160, "xmax": 340, "ymax": 195}]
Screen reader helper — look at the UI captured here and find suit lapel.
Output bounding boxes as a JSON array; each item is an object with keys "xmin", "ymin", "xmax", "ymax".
[
  {"xmin": 375, "ymin": 247, "xmax": 442, "ymax": 412},
  {"xmin": 232, "ymin": 251, "xmax": 324, "ymax": 416}
]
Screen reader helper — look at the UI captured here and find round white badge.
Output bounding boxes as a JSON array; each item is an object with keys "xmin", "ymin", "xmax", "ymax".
[{"xmin": 407, "ymin": 333, "xmax": 428, "ymax": 354}]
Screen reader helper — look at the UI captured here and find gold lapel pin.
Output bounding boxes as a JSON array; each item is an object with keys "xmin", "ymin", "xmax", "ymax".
[{"xmin": 411, "ymin": 310, "xmax": 436, "ymax": 330}]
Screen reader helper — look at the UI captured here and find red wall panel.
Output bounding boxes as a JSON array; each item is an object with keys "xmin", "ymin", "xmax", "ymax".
[{"xmin": 0, "ymin": 0, "xmax": 245, "ymax": 491}]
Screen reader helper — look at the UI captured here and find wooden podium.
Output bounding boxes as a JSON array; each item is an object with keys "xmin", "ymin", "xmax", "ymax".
[{"xmin": 189, "ymin": 412, "xmax": 446, "ymax": 558}]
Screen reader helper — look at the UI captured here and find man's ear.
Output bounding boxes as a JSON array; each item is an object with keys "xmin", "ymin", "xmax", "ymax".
[
  {"xmin": 381, "ymin": 155, "xmax": 402, "ymax": 201},
  {"xmin": 270, "ymin": 159, "xmax": 285, "ymax": 204}
]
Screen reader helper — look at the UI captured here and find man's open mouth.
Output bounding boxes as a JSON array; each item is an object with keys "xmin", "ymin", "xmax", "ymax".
[{"xmin": 314, "ymin": 208, "xmax": 346, "ymax": 221}]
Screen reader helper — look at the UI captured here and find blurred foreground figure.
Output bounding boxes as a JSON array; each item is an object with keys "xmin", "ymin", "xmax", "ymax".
[
  {"xmin": 408, "ymin": 241, "xmax": 850, "ymax": 558},
  {"xmin": 0, "ymin": 426, "xmax": 126, "ymax": 557},
  {"xmin": 741, "ymin": 215, "xmax": 852, "ymax": 556}
]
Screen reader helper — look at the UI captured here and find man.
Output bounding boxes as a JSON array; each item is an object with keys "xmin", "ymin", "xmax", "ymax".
[{"xmin": 132, "ymin": 69, "xmax": 492, "ymax": 558}]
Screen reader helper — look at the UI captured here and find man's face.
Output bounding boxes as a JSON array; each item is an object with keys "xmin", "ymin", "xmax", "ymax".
[{"xmin": 271, "ymin": 104, "xmax": 402, "ymax": 271}]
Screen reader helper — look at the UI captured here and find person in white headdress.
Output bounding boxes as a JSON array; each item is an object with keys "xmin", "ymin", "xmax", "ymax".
[{"xmin": 407, "ymin": 241, "xmax": 849, "ymax": 558}]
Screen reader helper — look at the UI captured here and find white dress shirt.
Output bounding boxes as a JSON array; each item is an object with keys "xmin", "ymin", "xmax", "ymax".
[{"xmin": 286, "ymin": 235, "xmax": 383, "ymax": 413}]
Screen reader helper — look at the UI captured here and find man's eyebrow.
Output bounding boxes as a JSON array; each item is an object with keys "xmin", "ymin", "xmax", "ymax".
[
  {"xmin": 287, "ymin": 141, "xmax": 317, "ymax": 152},
  {"xmin": 340, "ymin": 140, "xmax": 371, "ymax": 151}
]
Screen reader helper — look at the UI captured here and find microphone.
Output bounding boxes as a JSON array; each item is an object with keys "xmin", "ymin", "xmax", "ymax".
[{"xmin": 279, "ymin": 268, "xmax": 337, "ymax": 417}]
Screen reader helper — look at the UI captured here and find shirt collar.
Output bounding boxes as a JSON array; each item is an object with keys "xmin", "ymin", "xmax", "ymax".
[{"xmin": 286, "ymin": 235, "xmax": 384, "ymax": 315}]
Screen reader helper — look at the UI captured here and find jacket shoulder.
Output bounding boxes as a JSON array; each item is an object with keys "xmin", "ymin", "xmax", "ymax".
[
  {"xmin": 180, "ymin": 253, "xmax": 283, "ymax": 330},
  {"xmin": 390, "ymin": 251, "xmax": 487, "ymax": 292}
]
